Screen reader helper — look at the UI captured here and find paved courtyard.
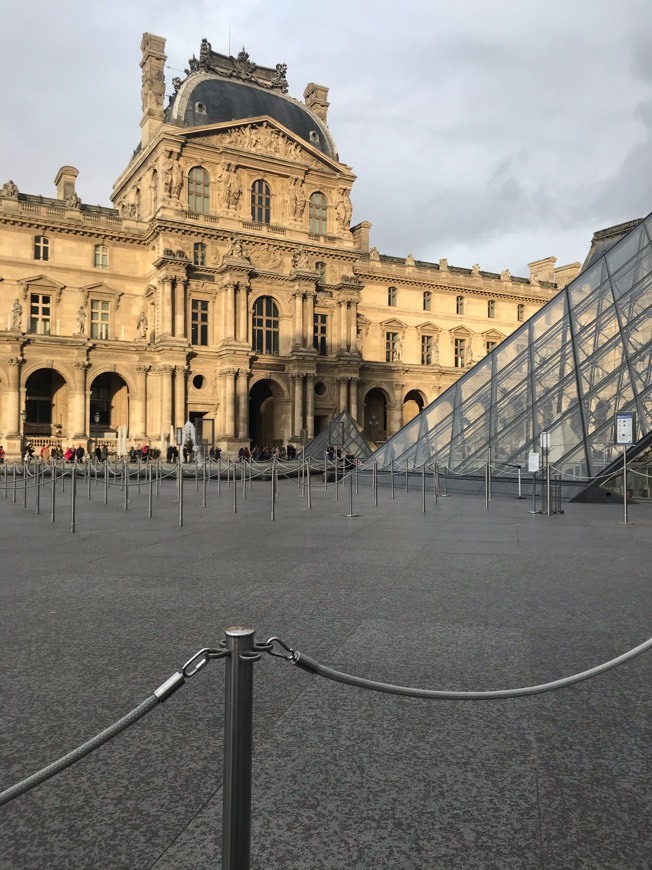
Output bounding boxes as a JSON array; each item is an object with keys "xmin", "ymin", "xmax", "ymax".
[{"xmin": 0, "ymin": 468, "xmax": 650, "ymax": 869}]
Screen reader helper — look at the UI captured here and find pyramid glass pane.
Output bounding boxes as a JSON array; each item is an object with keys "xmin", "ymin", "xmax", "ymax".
[
  {"xmin": 367, "ymin": 212, "xmax": 652, "ymax": 477},
  {"xmin": 301, "ymin": 410, "xmax": 375, "ymax": 460}
]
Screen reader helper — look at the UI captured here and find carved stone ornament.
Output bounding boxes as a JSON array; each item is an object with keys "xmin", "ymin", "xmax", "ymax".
[
  {"xmin": 136, "ymin": 311, "xmax": 148, "ymax": 340},
  {"xmin": 186, "ymin": 40, "xmax": 288, "ymax": 93},
  {"xmin": 254, "ymin": 242, "xmax": 283, "ymax": 272},
  {"xmin": 219, "ymin": 123, "xmax": 306, "ymax": 163},
  {"xmin": 0, "ymin": 180, "xmax": 19, "ymax": 199},
  {"xmin": 439, "ymin": 258, "xmax": 449, "ymax": 271},
  {"xmin": 369, "ymin": 247, "xmax": 380, "ymax": 262},
  {"xmin": 500, "ymin": 268, "xmax": 511, "ymax": 282},
  {"xmin": 471, "ymin": 263, "xmax": 481, "ymax": 277},
  {"xmin": 9, "ymin": 298, "xmax": 22, "ymax": 331}
]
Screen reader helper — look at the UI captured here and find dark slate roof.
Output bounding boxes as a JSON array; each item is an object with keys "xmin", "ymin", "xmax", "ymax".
[{"xmin": 168, "ymin": 76, "xmax": 335, "ymax": 158}]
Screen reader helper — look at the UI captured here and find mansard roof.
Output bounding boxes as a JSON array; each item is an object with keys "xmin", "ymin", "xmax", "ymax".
[{"xmin": 166, "ymin": 41, "xmax": 336, "ymax": 159}]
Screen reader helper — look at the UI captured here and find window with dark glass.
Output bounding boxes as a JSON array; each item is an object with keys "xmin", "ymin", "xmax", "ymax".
[
  {"xmin": 517, "ymin": 303, "xmax": 525, "ymax": 321},
  {"xmin": 315, "ymin": 261, "xmax": 326, "ymax": 280},
  {"xmin": 313, "ymin": 313, "xmax": 328, "ymax": 355},
  {"xmin": 421, "ymin": 335, "xmax": 433, "ymax": 365},
  {"xmin": 423, "ymin": 291, "xmax": 432, "ymax": 311},
  {"xmin": 487, "ymin": 299, "xmax": 496, "ymax": 318},
  {"xmin": 309, "ymin": 192, "xmax": 327, "ymax": 234},
  {"xmin": 454, "ymin": 337, "xmax": 466, "ymax": 367},
  {"xmin": 385, "ymin": 331, "xmax": 399, "ymax": 362},
  {"xmin": 485, "ymin": 340, "xmax": 498, "ymax": 354},
  {"xmin": 456, "ymin": 295, "xmax": 465, "ymax": 315},
  {"xmin": 388, "ymin": 286, "xmax": 397, "ymax": 307},
  {"xmin": 29, "ymin": 293, "xmax": 51, "ymax": 335},
  {"xmin": 34, "ymin": 236, "xmax": 49, "ymax": 261},
  {"xmin": 188, "ymin": 166, "xmax": 210, "ymax": 213},
  {"xmin": 94, "ymin": 244, "xmax": 109, "ymax": 268},
  {"xmin": 191, "ymin": 299, "xmax": 209, "ymax": 345},
  {"xmin": 90, "ymin": 300, "xmax": 110, "ymax": 339},
  {"xmin": 251, "ymin": 179, "xmax": 271, "ymax": 224},
  {"xmin": 252, "ymin": 296, "xmax": 279, "ymax": 354},
  {"xmin": 193, "ymin": 242, "xmax": 207, "ymax": 267}
]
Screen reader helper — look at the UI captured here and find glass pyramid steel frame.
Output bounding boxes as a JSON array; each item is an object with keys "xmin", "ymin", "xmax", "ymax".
[
  {"xmin": 300, "ymin": 410, "xmax": 376, "ymax": 460},
  {"xmin": 369, "ymin": 214, "xmax": 652, "ymax": 478}
]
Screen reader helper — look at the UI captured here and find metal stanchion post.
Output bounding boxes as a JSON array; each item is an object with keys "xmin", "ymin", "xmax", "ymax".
[
  {"xmin": 148, "ymin": 462, "xmax": 153, "ymax": 518},
  {"xmin": 178, "ymin": 457, "xmax": 184, "ymax": 527},
  {"xmin": 485, "ymin": 463, "xmax": 489, "ymax": 510},
  {"xmin": 70, "ymin": 463, "xmax": 76, "ymax": 534},
  {"xmin": 355, "ymin": 460, "xmax": 359, "ymax": 494},
  {"xmin": 87, "ymin": 460, "xmax": 91, "ymax": 501},
  {"xmin": 517, "ymin": 465, "xmax": 523, "ymax": 499},
  {"xmin": 61, "ymin": 459, "xmax": 65, "ymax": 493},
  {"xmin": 374, "ymin": 460, "xmax": 378, "ymax": 507},
  {"xmin": 22, "ymin": 461, "xmax": 27, "ymax": 509},
  {"xmin": 433, "ymin": 464, "xmax": 438, "ymax": 504},
  {"xmin": 270, "ymin": 460, "xmax": 275, "ymax": 522},
  {"xmin": 345, "ymin": 465, "xmax": 358, "ymax": 518},
  {"xmin": 442, "ymin": 466, "xmax": 449, "ymax": 497},
  {"xmin": 529, "ymin": 472, "xmax": 538, "ymax": 514},
  {"xmin": 203, "ymin": 457, "xmax": 208, "ymax": 507},
  {"xmin": 51, "ymin": 463, "xmax": 56, "ymax": 523},
  {"xmin": 323, "ymin": 453, "xmax": 328, "ymax": 491},
  {"xmin": 334, "ymin": 454, "xmax": 339, "ymax": 501},
  {"xmin": 137, "ymin": 457, "xmax": 141, "ymax": 495},
  {"xmin": 12, "ymin": 461, "xmax": 17, "ymax": 504},
  {"xmin": 222, "ymin": 627, "xmax": 256, "ymax": 870},
  {"xmin": 217, "ymin": 457, "xmax": 221, "ymax": 497},
  {"xmin": 124, "ymin": 461, "xmax": 129, "ymax": 511},
  {"xmin": 546, "ymin": 459, "xmax": 551, "ymax": 517},
  {"xmin": 421, "ymin": 464, "xmax": 426, "ymax": 513},
  {"xmin": 241, "ymin": 460, "xmax": 246, "ymax": 501},
  {"xmin": 391, "ymin": 460, "xmax": 395, "ymax": 499},
  {"xmin": 405, "ymin": 464, "xmax": 408, "ymax": 492},
  {"xmin": 35, "ymin": 464, "xmax": 41, "ymax": 515},
  {"xmin": 3, "ymin": 460, "xmax": 6, "ymax": 499},
  {"xmin": 306, "ymin": 458, "xmax": 311, "ymax": 510}
]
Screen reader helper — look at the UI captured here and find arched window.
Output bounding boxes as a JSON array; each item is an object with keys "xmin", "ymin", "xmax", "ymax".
[
  {"xmin": 423, "ymin": 290, "xmax": 432, "ymax": 311},
  {"xmin": 251, "ymin": 179, "xmax": 271, "ymax": 224},
  {"xmin": 193, "ymin": 242, "xmax": 207, "ymax": 266},
  {"xmin": 309, "ymin": 192, "xmax": 327, "ymax": 234},
  {"xmin": 252, "ymin": 296, "xmax": 279, "ymax": 355},
  {"xmin": 188, "ymin": 166, "xmax": 210, "ymax": 213},
  {"xmin": 456, "ymin": 295, "xmax": 465, "ymax": 315}
]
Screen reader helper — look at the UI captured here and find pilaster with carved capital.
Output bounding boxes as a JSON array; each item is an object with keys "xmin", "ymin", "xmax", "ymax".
[{"xmin": 4, "ymin": 357, "xmax": 22, "ymax": 437}]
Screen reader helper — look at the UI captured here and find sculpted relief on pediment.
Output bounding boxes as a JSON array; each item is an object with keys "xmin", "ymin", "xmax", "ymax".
[{"xmin": 195, "ymin": 123, "xmax": 324, "ymax": 168}]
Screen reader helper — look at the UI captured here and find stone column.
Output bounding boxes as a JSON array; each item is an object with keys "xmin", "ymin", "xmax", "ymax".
[
  {"xmin": 224, "ymin": 282, "xmax": 236, "ymax": 340},
  {"xmin": 158, "ymin": 366, "xmax": 173, "ymax": 437},
  {"xmin": 174, "ymin": 365, "xmax": 186, "ymax": 429},
  {"xmin": 349, "ymin": 377, "xmax": 359, "ymax": 423},
  {"xmin": 294, "ymin": 290, "xmax": 304, "ymax": 348},
  {"xmin": 339, "ymin": 302, "xmax": 348, "ymax": 352},
  {"xmin": 305, "ymin": 290, "xmax": 316, "ymax": 349},
  {"xmin": 305, "ymin": 374, "xmax": 315, "ymax": 439},
  {"xmin": 237, "ymin": 283, "xmax": 249, "ymax": 343},
  {"xmin": 223, "ymin": 369, "xmax": 236, "ymax": 437},
  {"xmin": 293, "ymin": 373, "xmax": 304, "ymax": 437},
  {"xmin": 338, "ymin": 377, "xmax": 348, "ymax": 413},
  {"xmin": 236, "ymin": 368, "xmax": 249, "ymax": 438},
  {"xmin": 159, "ymin": 277, "xmax": 173, "ymax": 336},
  {"xmin": 388, "ymin": 382, "xmax": 404, "ymax": 437},
  {"xmin": 174, "ymin": 278, "xmax": 187, "ymax": 338},
  {"xmin": 133, "ymin": 365, "xmax": 149, "ymax": 439},
  {"xmin": 5, "ymin": 357, "xmax": 22, "ymax": 437},
  {"xmin": 71, "ymin": 362, "xmax": 89, "ymax": 439},
  {"xmin": 348, "ymin": 301, "xmax": 357, "ymax": 352}
]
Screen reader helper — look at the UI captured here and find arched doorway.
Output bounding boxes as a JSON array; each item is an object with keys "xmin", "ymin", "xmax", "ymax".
[
  {"xmin": 25, "ymin": 369, "xmax": 68, "ymax": 437},
  {"xmin": 249, "ymin": 379, "xmax": 284, "ymax": 447},
  {"xmin": 403, "ymin": 389, "xmax": 425, "ymax": 426},
  {"xmin": 90, "ymin": 373, "xmax": 129, "ymax": 435},
  {"xmin": 364, "ymin": 388, "xmax": 388, "ymax": 442}
]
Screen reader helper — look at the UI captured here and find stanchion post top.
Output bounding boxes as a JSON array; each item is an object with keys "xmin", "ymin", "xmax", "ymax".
[{"xmin": 225, "ymin": 626, "xmax": 255, "ymax": 638}]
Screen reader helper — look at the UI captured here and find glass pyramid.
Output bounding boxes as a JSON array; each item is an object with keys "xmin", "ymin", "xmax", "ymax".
[
  {"xmin": 300, "ymin": 410, "xmax": 376, "ymax": 460},
  {"xmin": 369, "ymin": 214, "xmax": 652, "ymax": 477}
]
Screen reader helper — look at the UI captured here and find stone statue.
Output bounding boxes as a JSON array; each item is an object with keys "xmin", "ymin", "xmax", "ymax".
[
  {"xmin": 471, "ymin": 263, "xmax": 481, "ymax": 277},
  {"xmin": 65, "ymin": 192, "xmax": 81, "ymax": 208},
  {"xmin": 1, "ymin": 180, "xmax": 19, "ymax": 199},
  {"xmin": 500, "ymin": 268, "xmax": 511, "ymax": 281},
  {"xmin": 336, "ymin": 188, "xmax": 352, "ymax": 229},
  {"xmin": 136, "ymin": 312, "xmax": 148, "ymax": 340},
  {"xmin": 172, "ymin": 77, "xmax": 182, "ymax": 95},
  {"xmin": 438, "ymin": 258, "xmax": 448, "ymax": 271},
  {"xmin": 222, "ymin": 164, "xmax": 241, "ymax": 210},
  {"xmin": 10, "ymin": 298, "xmax": 22, "ymax": 331},
  {"xmin": 394, "ymin": 336, "xmax": 402, "ymax": 361},
  {"xmin": 369, "ymin": 247, "xmax": 380, "ymax": 262},
  {"xmin": 77, "ymin": 305, "xmax": 86, "ymax": 334},
  {"xmin": 289, "ymin": 177, "xmax": 306, "ymax": 219},
  {"xmin": 406, "ymin": 253, "xmax": 415, "ymax": 266},
  {"xmin": 433, "ymin": 342, "xmax": 440, "ymax": 364},
  {"xmin": 226, "ymin": 236, "xmax": 246, "ymax": 259},
  {"xmin": 163, "ymin": 152, "xmax": 183, "ymax": 198},
  {"xmin": 171, "ymin": 159, "xmax": 183, "ymax": 199},
  {"xmin": 291, "ymin": 247, "xmax": 310, "ymax": 270}
]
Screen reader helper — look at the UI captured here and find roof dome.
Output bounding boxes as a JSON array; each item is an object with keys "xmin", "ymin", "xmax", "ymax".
[{"xmin": 166, "ymin": 43, "xmax": 336, "ymax": 158}]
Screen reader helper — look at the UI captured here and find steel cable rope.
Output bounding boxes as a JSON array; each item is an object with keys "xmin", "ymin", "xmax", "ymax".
[
  {"xmin": 0, "ymin": 648, "xmax": 226, "ymax": 807},
  {"xmin": 272, "ymin": 636, "xmax": 652, "ymax": 700}
]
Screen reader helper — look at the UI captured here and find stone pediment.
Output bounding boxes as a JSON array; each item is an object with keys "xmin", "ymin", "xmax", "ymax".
[
  {"xmin": 18, "ymin": 274, "xmax": 65, "ymax": 301},
  {"xmin": 185, "ymin": 118, "xmax": 341, "ymax": 171},
  {"xmin": 381, "ymin": 317, "xmax": 408, "ymax": 331},
  {"xmin": 80, "ymin": 281, "xmax": 124, "ymax": 308},
  {"xmin": 416, "ymin": 321, "xmax": 442, "ymax": 334}
]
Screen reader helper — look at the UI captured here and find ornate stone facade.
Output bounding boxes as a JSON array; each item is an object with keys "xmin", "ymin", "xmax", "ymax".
[{"xmin": 0, "ymin": 34, "xmax": 580, "ymax": 458}]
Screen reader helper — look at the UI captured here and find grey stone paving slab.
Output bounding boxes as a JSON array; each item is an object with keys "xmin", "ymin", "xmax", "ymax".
[{"xmin": 0, "ymin": 479, "xmax": 650, "ymax": 869}]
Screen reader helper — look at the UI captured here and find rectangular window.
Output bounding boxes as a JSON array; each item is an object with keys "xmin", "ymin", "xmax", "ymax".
[
  {"xmin": 454, "ymin": 337, "xmax": 466, "ymax": 368},
  {"xmin": 90, "ymin": 300, "xmax": 110, "ymax": 339},
  {"xmin": 456, "ymin": 295, "xmax": 465, "ymax": 315},
  {"xmin": 388, "ymin": 286, "xmax": 397, "ymax": 307},
  {"xmin": 517, "ymin": 303, "xmax": 525, "ymax": 321},
  {"xmin": 421, "ymin": 335, "xmax": 433, "ymax": 365},
  {"xmin": 191, "ymin": 299, "xmax": 209, "ymax": 346},
  {"xmin": 313, "ymin": 313, "xmax": 328, "ymax": 355},
  {"xmin": 94, "ymin": 244, "xmax": 109, "ymax": 268},
  {"xmin": 34, "ymin": 236, "xmax": 49, "ymax": 261},
  {"xmin": 385, "ymin": 331, "xmax": 399, "ymax": 362},
  {"xmin": 193, "ymin": 243, "xmax": 206, "ymax": 267},
  {"xmin": 29, "ymin": 293, "xmax": 51, "ymax": 335},
  {"xmin": 487, "ymin": 299, "xmax": 496, "ymax": 318},
  {"xmin": 485, "ymin": 340, "xmax": 498, "ymax": 354},
  {"xmin": 423, "ymin": 291, "xmax": 432, "ymax": 311}
]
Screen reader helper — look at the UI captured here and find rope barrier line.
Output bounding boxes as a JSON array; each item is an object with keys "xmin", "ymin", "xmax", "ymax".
[{"xmin": 288, "ymin": 636, "xmax": 652, "ymax": 701}]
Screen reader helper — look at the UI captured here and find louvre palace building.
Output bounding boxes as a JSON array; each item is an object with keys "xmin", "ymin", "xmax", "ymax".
[{"xmin": 0, "ymin": 34, "xmax": 580, "ymax": 457}]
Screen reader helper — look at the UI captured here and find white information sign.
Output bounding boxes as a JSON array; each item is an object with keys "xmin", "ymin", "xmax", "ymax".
[
  {"xmin": 615, "ymin": 412, "xmax": 636, "ymax": 445},
  {"xmin": 528, "ymin": 452, "xmax": 541, "ymax": 472}
]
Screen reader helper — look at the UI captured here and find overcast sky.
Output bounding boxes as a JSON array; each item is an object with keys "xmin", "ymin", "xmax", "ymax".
[{"xmin": 1, "ymin": 0, "xmax": 651, "ymax": 276}]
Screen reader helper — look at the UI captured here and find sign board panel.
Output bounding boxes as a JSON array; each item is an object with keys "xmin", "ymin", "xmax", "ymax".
[
  {"xmin": 615, "ymin": 412, "xmax": 636, "ymax": 445},
  {"xmin": 539, "ymin": 432, "xmax": 550, "ymax": 450},
  {"xmin": 528, "ymin": 452, "xmax": 541, "ymax": 472}
]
